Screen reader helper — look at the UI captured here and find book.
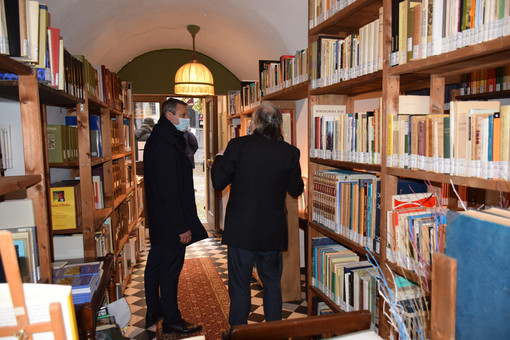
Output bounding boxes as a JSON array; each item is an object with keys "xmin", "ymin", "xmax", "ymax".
[
  {"xmin": 34, "ymin": 3, "xmax": 49, "ymax": 69},
  {"xmin": 54, "ymin": 274, "xmax": 100, "ymax": 302},
  {"xmin": 446, "ymin": 209, "xmax": 510, "ymax": 339},
  {"xmin": 90, "ymin": 115, "xmax": 103, "ymax": 157},
  {"xmin": 46, "ymin": 125, "xmax": 68, "ymax": 163},
  {"xmin": 47, "ymin": 27, "xmax": 61, "ymax": 88},
  {"xmin": 0, "ymin": 199, "xmax": 39, "ymax": 283},
  {"xmin": 53, "ymin": 234, "xmax": 84, "ymax": 261},
  {"xmin": 50, "ymin": 181, "xmax": 82, "ymax": 230},
  {"xmin": 0, "ymin": 283, "xmax": 79, "ymax": 339}
]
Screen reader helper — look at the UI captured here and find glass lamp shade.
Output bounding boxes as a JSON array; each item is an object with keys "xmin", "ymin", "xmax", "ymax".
[{"xmin": 174, "ymin": 60, "xmax": 214, "ymax": 96}]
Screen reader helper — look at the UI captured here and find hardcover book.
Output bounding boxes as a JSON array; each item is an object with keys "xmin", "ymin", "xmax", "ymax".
[{"xmin": 50, "ymin": 180, "xmax": 82, "ymax": 230}]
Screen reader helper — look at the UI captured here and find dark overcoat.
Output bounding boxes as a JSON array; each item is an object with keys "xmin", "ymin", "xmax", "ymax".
[
  {"xmin": 211, "ymin": 132, "xmax": 304, "ymax": 251},
  {"xmin": 143, "ymin": 114, "xmax": 207, "ymax": 248}
]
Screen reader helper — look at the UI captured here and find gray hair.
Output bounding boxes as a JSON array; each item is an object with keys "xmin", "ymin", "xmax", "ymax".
[{"xmin": 253, "ymin": 102, "xmax": 283, "ymax": 141}]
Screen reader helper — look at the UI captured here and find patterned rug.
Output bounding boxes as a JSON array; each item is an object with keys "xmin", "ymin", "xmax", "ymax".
[{"xmin": 171, "ymin": 257, "xmax": 230, "ymax": 340}]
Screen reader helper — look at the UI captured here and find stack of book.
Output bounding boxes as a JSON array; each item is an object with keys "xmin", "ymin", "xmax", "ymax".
[{"xmin": 53, "ymin": 261, "xmax": 103, "ymax": 305}]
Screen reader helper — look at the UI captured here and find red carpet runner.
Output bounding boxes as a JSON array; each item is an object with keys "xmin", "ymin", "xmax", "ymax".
[{"xmin": 173, "ymin": 257, "xmax": 230, "ymax": 340}]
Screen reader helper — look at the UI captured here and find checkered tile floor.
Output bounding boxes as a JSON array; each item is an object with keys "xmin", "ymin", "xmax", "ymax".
[{"xmin": 122, "ymin": 237, "xmax": 308, "ymax": 339}]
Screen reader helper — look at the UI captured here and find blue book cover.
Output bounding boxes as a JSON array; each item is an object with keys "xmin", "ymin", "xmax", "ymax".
[
  {"xmin": 89, "ymin": 115, "xmax": 103, "ymax": 157},
  {"xmin": 445, "ymin": 210, "xmax": 510, "ymax": 339}
]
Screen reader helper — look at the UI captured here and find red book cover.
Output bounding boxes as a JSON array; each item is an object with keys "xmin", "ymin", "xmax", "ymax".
[{"xmin": 47, "ymin": 27, "xmax": 60, "ymax": 87}]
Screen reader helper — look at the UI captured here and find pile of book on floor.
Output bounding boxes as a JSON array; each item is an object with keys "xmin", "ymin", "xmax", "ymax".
[{"xmin": 53, "ymin": 261, "xmax": 103, "ymax": 304}]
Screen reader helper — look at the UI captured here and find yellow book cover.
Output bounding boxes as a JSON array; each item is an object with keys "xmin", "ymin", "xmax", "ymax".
[{"xmin": 50, "ymin": 181, "xmax": 81, "ymax": 230}]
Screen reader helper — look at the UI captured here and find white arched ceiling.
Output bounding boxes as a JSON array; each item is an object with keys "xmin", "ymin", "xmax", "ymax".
[{"xmin": 43, "ymin": 0, "xmax": 308, "ymax": 81}]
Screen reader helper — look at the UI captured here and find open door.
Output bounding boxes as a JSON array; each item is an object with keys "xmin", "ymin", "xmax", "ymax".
[{"xmin": 204, "ymin": 96, "xmax": 221, "ymax": 233}]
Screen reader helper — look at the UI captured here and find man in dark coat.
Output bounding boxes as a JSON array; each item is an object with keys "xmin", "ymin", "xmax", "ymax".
[
  {"xmin": 211, "ymin": 102, "xmax": 304, "ymax": 328},
  {"xmin": 135, "ymin": 117, "xmax": 155, "ymax": 141},
  {"xmin": 143, "ymin": 98, "xmax": 207, "ymax": 335}
]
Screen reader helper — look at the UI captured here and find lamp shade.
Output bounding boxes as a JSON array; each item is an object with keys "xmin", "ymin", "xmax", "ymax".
[{"xmin": 174, "ymin": 60, "xmax": 214, "ymax": 96}]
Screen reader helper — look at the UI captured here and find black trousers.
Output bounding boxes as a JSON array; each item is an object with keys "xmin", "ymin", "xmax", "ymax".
[
  {"xmin": 144, "ymin": 243, "xmax": 186, "ymax": 324},
  {"xmin": 227, "ymin": 246, "xmax": 283, "ymax": 326}
]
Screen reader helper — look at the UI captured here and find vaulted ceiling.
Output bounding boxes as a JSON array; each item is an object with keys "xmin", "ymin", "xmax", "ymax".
[{"xmin": 43, "ymin": 0, "xmax": 308, "ymax": 81}]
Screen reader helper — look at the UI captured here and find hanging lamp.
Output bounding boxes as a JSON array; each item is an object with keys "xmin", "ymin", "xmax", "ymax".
[{"xmin": 174, "ymin": 25, "xmax": 214, "ymax": 96}]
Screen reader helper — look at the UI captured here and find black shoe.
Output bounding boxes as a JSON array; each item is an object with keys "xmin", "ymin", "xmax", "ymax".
[
  {"xmin": 145, "ymin": 312, "xmax": 162, "ymax": 329},
  {"xmin": 162, "ymin": 319, "xmax": 202, "ymax": 334},
  {"xmin": 221, "ymin": 329, "xmax": 232, "ymax": 340}
]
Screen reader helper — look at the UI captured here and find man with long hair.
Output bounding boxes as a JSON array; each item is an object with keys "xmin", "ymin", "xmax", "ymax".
[{"xmin": 212, "ymin": 102, "xmax": 304, "ymax": 330}]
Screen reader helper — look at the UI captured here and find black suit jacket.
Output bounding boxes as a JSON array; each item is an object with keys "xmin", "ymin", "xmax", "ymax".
[{"xmin": 211, "ymin": 133, "xmax": 304, "ymax": 251}]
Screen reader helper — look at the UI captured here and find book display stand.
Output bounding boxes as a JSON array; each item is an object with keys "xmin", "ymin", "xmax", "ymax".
[{"xmin": 0, "ymin": 230, "xmax": 68, "ymax": 340}]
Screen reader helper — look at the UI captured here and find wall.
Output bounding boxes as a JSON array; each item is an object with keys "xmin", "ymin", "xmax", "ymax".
[{"xmin": 118, "ymin": 49, "xmax": 241, "ymax": 95}]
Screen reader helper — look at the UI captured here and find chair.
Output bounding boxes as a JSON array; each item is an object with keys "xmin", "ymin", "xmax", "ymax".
[{"xmin": 229, "ymin": 310, "xmax": 372, "ymax": 340}]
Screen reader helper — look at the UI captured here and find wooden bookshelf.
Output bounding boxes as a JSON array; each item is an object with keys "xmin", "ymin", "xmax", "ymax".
[
  {"xmin": 0, "ymin": 70, "xmax": 52, "ymax": 283},
  {"xmin": 306, "ymin": 0, "xmax": 510, "ymax": 338}
]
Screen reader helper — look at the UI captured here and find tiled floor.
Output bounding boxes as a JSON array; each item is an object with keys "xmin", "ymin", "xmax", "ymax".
[{"xmin": 123, "ymin": 237, "xmax": 308, "ymax": 340}]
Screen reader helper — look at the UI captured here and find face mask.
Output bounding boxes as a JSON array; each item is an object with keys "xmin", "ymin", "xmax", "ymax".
[{"xmin": 173, "ymin": 117, "xmax": 190, "ymax": 132}]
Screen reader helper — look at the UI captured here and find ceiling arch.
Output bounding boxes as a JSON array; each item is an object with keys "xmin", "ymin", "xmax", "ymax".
[{"xmin": 42, "ymin": 0, "xmax": 308, "ymax": 80}]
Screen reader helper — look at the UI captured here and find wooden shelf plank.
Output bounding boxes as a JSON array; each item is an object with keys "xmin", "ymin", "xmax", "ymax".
[
  {"xmin": 262, "ymin": 81, "xmax": 309, "ymax": 101},
  {"xmin": 113, "ymin": 193, "xmax": 126, "ymax": 209},
  {"xmin": 93, "ymin": 208, "xmax": 113, "ymax": 230},
  {"xmin": 309, "ymin": 0, "xmax": 382, "ymax": 37},
  {"xmin": 0, "ymin": 54, "xmax": 32, "ymax": 75},
  {"xmin": 0, "ymin": 175, "xmax": 41, "ymax": 196},
  {"xmin": 388, "ymin": 35, "xmax": 510, "ymax": 77},
  {"xmin": 0, "ymin": 81, "xmax": 83, "ymax": 106},
  {"xmin": 385, "ymin": 167, "xmax": 510, "ymax": 192},
  {"xmin": 309, "ymin": 221, "xmax": 380, "ymax": 260},
  {"xmin": 386, "ymin": 261, "xmax": 431, "ymax": 293},
  {"xmin": 309, "ymin": 71, "xmax": 383, "ymax": 96},
  {"xmin": 310, "ymin": 158, "xmax": 381, "ymax": 173},
  {"xmin": 456, "ymin": 89, "xmax": 510, "ymax": 101},
  {"xmin": 309, "ymin": 286, "xmax": 343, "ymax": 313}
]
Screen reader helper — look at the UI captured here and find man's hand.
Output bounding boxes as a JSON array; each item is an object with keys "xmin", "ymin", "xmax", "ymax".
[{"xmin": 179, "ymin": 230, "xmax": 192, "ymax": 244}]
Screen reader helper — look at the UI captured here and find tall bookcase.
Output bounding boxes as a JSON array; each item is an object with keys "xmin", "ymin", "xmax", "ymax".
[
  {"xmin": 0, "ymin": 55, "xmax": 52, "ymax": 283},
  {"xmin": 306, "ymin": 0, "xmax": 510, "ymax": 338},
  {"xmin": 47, "ymin": 87, "xmax": 139, "ymax": 294},
  {"xmin": 0, "ymin": 33, "xmax": 140, "ymax": 307}
]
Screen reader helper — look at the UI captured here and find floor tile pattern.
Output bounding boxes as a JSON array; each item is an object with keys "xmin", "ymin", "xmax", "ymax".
[{"xmin": 123, "ymin": 237, "xmax": 308, "ymax": 339}]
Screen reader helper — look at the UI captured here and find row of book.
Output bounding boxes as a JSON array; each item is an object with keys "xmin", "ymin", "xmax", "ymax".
[
  {"xmin": 310, "ymin": 104, "xmax": 382, "ymax": 165},
  {"xmin": 47, "ymin": 116, "xmax": 102, "ymax": 164},
  {"xmin": 116, "ymin": 227, "xmax": 142, "ymax": 292},
  {"xmin": 0, "ymin": 199, "xmax": 40, "ymax": 283},
  {"xmin": 112, "ymin": 160, "xmax": 123, "ymax": 200},
  {"xmin": 386, "ymin": 191, "xmax": 447, "ymax": 276},
  {"xmin": 308, "ymin": 0, "xmax": 359, "ymax": 29},
  {"xmin": 391, "ymin": 0, "xmax": 510, "ymax": 67},
  {"xmin": 311, "ymin": 236, "xmax": 379, "ymax": 329},
  {"xmin": 53, "ymin": 261, "xmax": 102, "ymax": 304},
  {"xmin": 388, "ymin": 100, "xmax": 510, "ymax": 180},
  {"xmin": 227, "ymin": 81, "xmax": 259, "ymax": 115},
  {"xmin": 116, "ymin": 119, "xmax": 135, "ymax": 163},
  {"xmin": 311, "ymin": 169, "xmax": 381, "ymax": 253},
  {"xmin": 95, "ymin": 217, "xmax": 113, "ymax": 257},
  {"xmin": 0, "ymin": 2, "xmax": 133, "ymax": 113},
  {"xmin": 310, "ymin": 9, "xmax": 383, "ymax": 89},
  {"xmin": 259, "ymin": 49, "xmax": 309, "ymax": 97},
  {"xmin": 459, "ymin": 64, "xmax": 510, "ymax": 95}
]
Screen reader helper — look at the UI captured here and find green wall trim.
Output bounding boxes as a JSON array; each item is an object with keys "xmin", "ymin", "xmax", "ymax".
[{"xmin": 118, "ymin": 49, "xmax": 241, "ymax": 95}]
